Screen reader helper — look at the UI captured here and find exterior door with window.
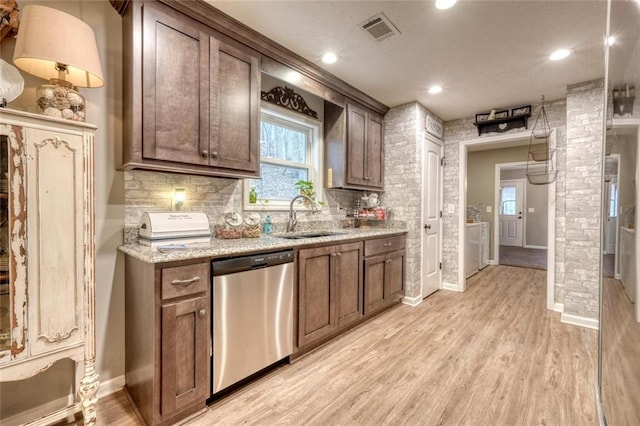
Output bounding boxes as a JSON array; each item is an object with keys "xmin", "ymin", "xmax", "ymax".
[{"xmin": 499, "ymin": 180, "xmax": 524, "ymax": 247}]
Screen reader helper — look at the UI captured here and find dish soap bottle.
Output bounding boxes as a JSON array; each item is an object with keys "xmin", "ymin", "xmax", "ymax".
[{"xmin": 262, "ymin": 214, "xmax": 272, "ymax": 234}]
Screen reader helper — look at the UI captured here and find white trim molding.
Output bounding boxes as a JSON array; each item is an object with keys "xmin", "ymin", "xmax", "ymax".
[
  {"xmin": 442, "ymin": 282, "xmax": 462, "ymax": 292},
  {"xmin": 402, "ymin": 295, "xmax": 423, "ymax": 306},
  {"xmin": 554, "ymin": 303, "xmax": 564, "ymax": 313},
  {"xmin": 489, "ymin": 260, "xmax": 499, "ymax": 266},
  {"xmin": 97, "ymin": 374, "xmax": 125, "ymax": 399},
  {"xmin": 524, "ymin": 244, "xmax": 548, "ymax": 250},
  {"xmin": 561, "ymin": 312, "xmax": 599, "ymax": 330}
]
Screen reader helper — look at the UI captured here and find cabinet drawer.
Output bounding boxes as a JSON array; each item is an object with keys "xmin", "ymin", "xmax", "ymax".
[
  {"xmin": 364, "ymin": 236, "xmax": 406, "ymax": 257},
  {"xmin": 161, "ymin": 263, "xmax": 209, "ymax": 300}
]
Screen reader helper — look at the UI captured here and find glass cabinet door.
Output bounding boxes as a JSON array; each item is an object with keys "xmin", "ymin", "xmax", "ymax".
[{"xmin": 0, "ymin": 134, "xmax": 9, "ymax": 352}]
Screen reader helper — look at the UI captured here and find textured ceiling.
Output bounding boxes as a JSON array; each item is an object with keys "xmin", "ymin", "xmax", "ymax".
[{"xmin": 208, "ymin": 0, "xmax": 611, "ymax": 121}]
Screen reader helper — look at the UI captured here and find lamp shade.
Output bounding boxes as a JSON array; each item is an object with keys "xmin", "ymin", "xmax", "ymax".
[{"xmin": 12, "ymin": 5, "xmax": 104, "ymax": 88}]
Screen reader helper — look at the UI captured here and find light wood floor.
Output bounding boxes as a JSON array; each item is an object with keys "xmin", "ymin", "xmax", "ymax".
[{"xmin": 94, "ymin": 265, "xmax": 597, "ymax": 425}]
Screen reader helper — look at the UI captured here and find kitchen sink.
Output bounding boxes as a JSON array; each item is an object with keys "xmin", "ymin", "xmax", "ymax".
[{"xmin": 277, "ymin": 231, "xmax": 345, "ymax": 239}]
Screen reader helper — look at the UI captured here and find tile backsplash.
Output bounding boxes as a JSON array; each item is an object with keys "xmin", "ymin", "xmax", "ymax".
[{"xmin": 124, "ymin": 170, "xmax": 377, "ymax": 228}]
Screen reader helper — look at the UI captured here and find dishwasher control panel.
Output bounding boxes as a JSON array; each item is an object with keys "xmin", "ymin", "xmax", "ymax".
[{"xmin": 212, "ymin": 250, "xmax": 293, "ymax": 276}]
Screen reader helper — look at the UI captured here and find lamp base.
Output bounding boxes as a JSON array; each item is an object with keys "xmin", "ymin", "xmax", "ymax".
[{"xmin": 36, "ymin": 79, "xmax": 85, "ymax": 122}]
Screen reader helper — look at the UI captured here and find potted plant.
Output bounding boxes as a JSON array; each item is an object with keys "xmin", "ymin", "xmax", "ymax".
[{"xmin": 294, "ymin": 179, "xmax": 322, "ymax": 207}]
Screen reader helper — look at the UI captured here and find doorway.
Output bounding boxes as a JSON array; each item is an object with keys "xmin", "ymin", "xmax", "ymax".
[{"xmin": 458, "ymin": 130, "xmax": 556, "ymax": 311}]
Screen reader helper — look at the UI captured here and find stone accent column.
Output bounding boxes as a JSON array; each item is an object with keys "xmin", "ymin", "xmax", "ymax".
[
  {"xmin": 383, "ymin": 102, "xmax": 424, "ymax": 299},
  {"xmin": 563, "ymin": 79, "xmax": 605, "ymax": 320}
]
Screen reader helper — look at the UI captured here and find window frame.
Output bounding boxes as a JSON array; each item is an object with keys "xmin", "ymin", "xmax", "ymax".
[{"xmin": 243, "ymin": 104, "xmax": 323, "ymax": 211}]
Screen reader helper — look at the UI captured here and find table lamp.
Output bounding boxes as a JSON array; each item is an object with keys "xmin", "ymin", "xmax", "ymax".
[{"xmin": 12, "ymin": 4, "xmax": 104, "ymax": 122}]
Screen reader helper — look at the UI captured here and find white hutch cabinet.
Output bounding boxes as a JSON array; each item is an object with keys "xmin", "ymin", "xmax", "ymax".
[{"xmin": 0, "ymin": 108, "xmax": 98, "ymax": 424}]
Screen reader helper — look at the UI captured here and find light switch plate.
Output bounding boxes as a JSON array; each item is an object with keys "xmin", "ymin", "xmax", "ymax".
[
  {"xmin": 486, "ymin": 205, "xmax": 492, "ymax": 213},
  {"xmin": 528, "ymin": 207, "xmax": 535, "ymax": 213}
]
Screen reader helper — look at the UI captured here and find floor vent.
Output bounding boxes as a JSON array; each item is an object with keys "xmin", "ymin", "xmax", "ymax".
[{"xmin": 359, "ymin": 12, "xmax": 400, "ymax": 41}]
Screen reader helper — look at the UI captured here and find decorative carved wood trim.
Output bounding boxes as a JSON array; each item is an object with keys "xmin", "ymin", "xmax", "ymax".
[
  {"xmin": 261, "ymin": 86, "xmax": 318, "ymax": 119},
  {"xmin": 109, "ymin": 0, "xmax": 131, "ymax": 16}
]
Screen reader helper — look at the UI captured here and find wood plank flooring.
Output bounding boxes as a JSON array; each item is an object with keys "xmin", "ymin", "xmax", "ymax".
[{"xmin": 93, "ymin": 265, "xmax": 597, "ymax": 425}]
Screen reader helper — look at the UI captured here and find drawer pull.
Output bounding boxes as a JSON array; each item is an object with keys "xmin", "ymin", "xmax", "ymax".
[
  {"xmin": 383, "ymin": 242, "xmax": 392, "ymax": 247},
  {"xmin": 198, "ymin": 309, "xmax": 207, "ymax": 318},
  {"xmin": 385, "ymin": 259, "xmax": 392, "ymax": 264},
  {"xmin": 171, "ymin": 276, "xmax": 201, "ymax": 286}
]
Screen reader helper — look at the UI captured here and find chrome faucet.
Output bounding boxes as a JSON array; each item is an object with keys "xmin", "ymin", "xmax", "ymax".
[{"xmin": 287, "ymin": 194, "xmax": 319, "ymax": 232}]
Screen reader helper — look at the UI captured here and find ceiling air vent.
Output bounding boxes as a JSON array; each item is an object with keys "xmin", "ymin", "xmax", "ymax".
[{"xmin": 359, "ymin": 12, "xmax": 400, "ymax": 41}]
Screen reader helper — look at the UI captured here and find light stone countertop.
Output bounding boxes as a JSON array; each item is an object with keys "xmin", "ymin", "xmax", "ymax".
[{"xmin": 119, "ymin": 226, "xmax": 408, "ymax": 264}]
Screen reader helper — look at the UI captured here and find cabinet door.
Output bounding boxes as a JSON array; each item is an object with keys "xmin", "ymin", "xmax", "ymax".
[
  {"xmin": 298, "ymin": 246, "xmax": 336, "ymax": 348},
  {"xmin": 209, "ymin": 37, "xmax": 260, "ymax": 174},
  {"xmin": 335, "ymin": 242, "xmax": 363, "ymax": 329},
  {"xmin": 365, "ymin": 112, "xmax": 384, "ymax": 188},
  {"xmin": 142, "ymin": 2, "xmax": 209, "ymax": 165},
  {"xmin": 364, "ymin": 254, "xmax": 387, "ymax": 315},
  {"xmin": 161, "ymin": 296, "xmax": 209, "ymax": 417},
  {"xmin": 385, "ymin": 250, "xmax": 405, "ymax": 304},
  {"xmin": 26, "ymin": 127, "xmax": 85, "ymax": 355},
  {"xmin": 346, "ymin": 103, "xmax": 367, "ymax": 187}
]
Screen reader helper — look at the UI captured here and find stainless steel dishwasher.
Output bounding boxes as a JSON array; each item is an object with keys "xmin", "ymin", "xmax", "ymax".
[{"xmin": 211, "ymin": 250, "xmax": 293, "ymax": 394}]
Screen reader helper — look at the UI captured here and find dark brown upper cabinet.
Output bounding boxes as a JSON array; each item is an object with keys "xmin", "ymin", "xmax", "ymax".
[
  {"xmin": 122, "ymin": 0, "xmax": 260, "ymax": 177},
  {"xmin": 325, "ymin": 101, "xmax": 384, "ymax": 191}
]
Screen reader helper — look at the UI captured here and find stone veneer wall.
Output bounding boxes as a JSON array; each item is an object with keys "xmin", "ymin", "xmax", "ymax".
[
  {"xmin": 443, "ymin": 98, "xmax": 567, "ymax": 294},
  {"xmin": 562, "ymin": 79, "xmax": 605, "ymax": 319},
  {"xmin": 382, "ymin": 102, "xmax": 438, "ymax": 300}
]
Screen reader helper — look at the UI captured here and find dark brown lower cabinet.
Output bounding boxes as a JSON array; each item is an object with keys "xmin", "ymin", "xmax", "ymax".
[
  {"xmin": 160, "ymin": 296, "xmax": 209, "ymax": 417},
  {"xmin": 125, "ymin": 256, "xmax": 210, "ymax": 426},
  {"xmin": 297, "ymin": 242, "xmax": 363, "ymax": 350},
  {"xmin": 363, "ymin": 236, "xmax": 406, "ymax": 316}
]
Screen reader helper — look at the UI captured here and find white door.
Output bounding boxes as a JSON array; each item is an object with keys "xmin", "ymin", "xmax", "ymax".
[
  {"xmin": 422, "ymin": 137, "xmax": 442, "ymax": 297},
  {"xmin": 499, "ymin": 180, "xmax": 524, "ymax": 247}
]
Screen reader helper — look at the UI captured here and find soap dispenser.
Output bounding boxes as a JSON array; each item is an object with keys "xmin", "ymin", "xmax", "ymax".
[{"xmin": 262, "ymin": 214, "xmax": 273, "ymax": 234}]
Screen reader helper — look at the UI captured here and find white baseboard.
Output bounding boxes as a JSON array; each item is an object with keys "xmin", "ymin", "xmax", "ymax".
[
  {"xmin": 561, "ymin": 312, "xmax": 599, "ymax": 330},
  {"xmin": 402, "ymin": 295, "xmax": 422, "ymax": 306},
  {"xmin": 3, "ymin": 397, "xmax": 79, "ymax": 426},
  {"xmin": 554, "ymin": 303, "xmax": 564, "ymax": 313},
  {"xmin": 489, "ymin": 260, "xmax": 498, "ymax": 266},
  {"xmin": 442, "ymin": 282, "xmax": 461, "ymax": 292},
  {"xmin": 97, "ymin": 374, "xmax": 126, "ymax": 398},
  {"xmin": 524, "ymin": 244, "xmax": 547, "ymax": 250}
]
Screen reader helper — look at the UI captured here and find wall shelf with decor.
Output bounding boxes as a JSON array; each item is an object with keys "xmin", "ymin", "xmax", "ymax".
[{"xmin": 473, "ymin": 107, "xmax": 531, "ymax": 136}]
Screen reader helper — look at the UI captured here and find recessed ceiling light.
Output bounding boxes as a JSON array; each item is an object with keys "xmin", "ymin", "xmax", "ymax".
[
  {"xmin": 549, "ymin": 48, "xmax": 572, "ymax": 61},
  {"xmin": 435, "ymin": 0, "xmax": 457, "ymax": 9},
  {"xmin": 428, "ymin": 85, "xmax": 443, "ymax": 94},
  {"xmin": 607, "ymin": 36, "xmax": 616, "ymax": 46},
  {"xmin": 322, "ymin": 52, "xmax": 338, "ymax": 64}
]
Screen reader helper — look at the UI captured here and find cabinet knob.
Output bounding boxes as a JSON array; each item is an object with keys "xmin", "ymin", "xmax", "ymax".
[
  {"xmin": 201, "ymin": 150, "xmax": 209, "ymax": 158},
  {"xmin": 331, "ymin": 253, "xmax": 337, "ymax": 257},
  {"xmin": 385, "ymin": 259, "xmax": 392, "ymax": 264},
  {"xmin": 424, "ymin": 224, "xmax": 431, "ymax": 230},
  {"xmin": 211, "ymin": 151, "xmax": 218, "ymax": 158},
  {"xmin": 336, "ymin": 252, "xmax": 342, "ymax": 257},
  {"xmin": 383, "ymin": 242, "xmax": 392, "ymax": 247},
  {"xmin": 199, "ymin": 309, "xmax": 207, "ymax": 318}
]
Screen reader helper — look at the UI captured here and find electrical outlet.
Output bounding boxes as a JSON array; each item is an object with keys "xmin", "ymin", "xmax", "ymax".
[{"xmin": 528, "ymin": 207, "xmax": 535, "ymax": 213}]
